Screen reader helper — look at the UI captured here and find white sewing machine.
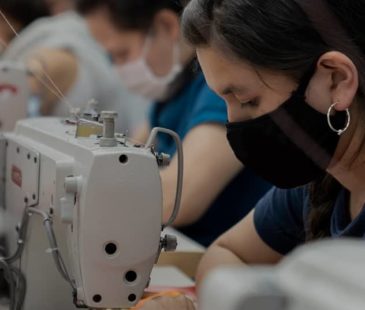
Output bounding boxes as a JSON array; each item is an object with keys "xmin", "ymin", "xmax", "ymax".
[
  {"xmin": 0, "ymin": 112, "xmax": 182, "ymax": 309},
  {"xmin": 0, "ymin": 62, "xmax": 29, "ymax": 131}
]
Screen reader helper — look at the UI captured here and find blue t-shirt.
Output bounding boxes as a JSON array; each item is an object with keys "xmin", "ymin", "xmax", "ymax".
[
  {"xmin": 254, "ymin": 186, "xmax": 365, "ymax": 255},
  {"xmin": 150, "ymin": 73, "xmax": 272, "ymax": 246}
]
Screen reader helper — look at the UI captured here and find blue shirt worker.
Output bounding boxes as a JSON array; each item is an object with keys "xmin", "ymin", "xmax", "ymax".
[{"xmin": 77, "ymin": 0, "xmax": 271, "ymax": 246}]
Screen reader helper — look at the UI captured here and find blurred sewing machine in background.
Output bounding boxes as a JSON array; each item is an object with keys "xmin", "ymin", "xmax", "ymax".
[
  {"xmin": 0, "ymin": 112, "xmax": 183, "ymax": 309},
  {"xmin": 0, "ymin": 62, "xmax": 28, "ymax": 131},
  {"xmin": 200, "ymin": 239, "xmax": 365, "ymax": 310}
]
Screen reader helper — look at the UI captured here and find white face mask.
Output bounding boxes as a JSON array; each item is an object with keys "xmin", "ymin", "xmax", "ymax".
[{"xmin": 116, "ymin": 38, "xmax": 183, "ymax": 101}]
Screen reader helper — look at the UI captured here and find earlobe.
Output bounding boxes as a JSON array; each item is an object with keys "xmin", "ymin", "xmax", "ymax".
[{"xmin": 317, "ymin": 51, "xmax": 359, "ymax": 112}]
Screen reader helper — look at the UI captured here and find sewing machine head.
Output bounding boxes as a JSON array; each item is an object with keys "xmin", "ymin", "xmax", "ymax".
[{"xmin": 1, "ymin": 113, "xmax": 180, "ymax": 309}]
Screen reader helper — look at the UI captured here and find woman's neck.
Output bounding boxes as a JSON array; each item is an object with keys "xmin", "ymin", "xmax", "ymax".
[{"xmin": 328, "ymin": 103, "xmax": 365, "ymax": 218}]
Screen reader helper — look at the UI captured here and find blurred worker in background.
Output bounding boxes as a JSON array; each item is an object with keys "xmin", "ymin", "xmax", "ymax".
[{"xmin": 0, "ymin": 0, "xmax": 147, "ymax": 133}]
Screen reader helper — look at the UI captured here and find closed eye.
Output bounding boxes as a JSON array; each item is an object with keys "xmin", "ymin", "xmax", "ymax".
[{"xmin": 240, "ymin": 99, "xmax": 259, "ymax": 109}]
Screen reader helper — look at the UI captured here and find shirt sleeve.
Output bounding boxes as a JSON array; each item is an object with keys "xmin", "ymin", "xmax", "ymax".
[
  {"xmin": 186, "ymin": 84, "xmax": 227, "ymax": 129},
  {"xmin": 254, "ymin": 186, "xmax": 308, "ymax": 255}
]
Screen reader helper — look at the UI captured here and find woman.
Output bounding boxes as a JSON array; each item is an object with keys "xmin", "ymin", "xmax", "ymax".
[
  {"xmin": 0, "ymin": 0, "xmax": 145, "ymax": 132},
  {"xmin": 77, "ymin": 0, "xmax": 272, "ymax": 246},
  {"xmin": 139, "ymin": 0, "xmax": 365, "ymax": 308},
  {"xmin": 0, "ymin": 0, "xmax": 49, "ymax": 52},
  {"xmin": 183, "ymin": 0, "xmax": 365, "ymax": 281}
]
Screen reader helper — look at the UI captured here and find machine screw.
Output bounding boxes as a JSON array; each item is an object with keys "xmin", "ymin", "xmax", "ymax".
[
  {"xmin": 157, "ymin": 153, "xmax": 170, "ymax": 167},
  {"xmin": 64, "ymin": 176, "xmax": 82, "ymax": 194},
  {"xmin": 161, "ymin": 234, "xmax": 177, "ymax": 252},
  {"xmin": 100, "ymin": 111, "xmax": 118, "ymax": 147}
]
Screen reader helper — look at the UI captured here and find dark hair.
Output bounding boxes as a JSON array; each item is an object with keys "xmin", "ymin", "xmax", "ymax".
[
  {"xmin": 183, "ymin": 0, "xmax": 365, "ymax": 76},
  {"xmin": 182, "ymin": 0, "xmax": 365, "ymax": 240},
  {"xmin": 76, "ymin": 0, "xmax": 183, "ymax": 31},
  {"xmin": 0, "ymin": 0, "xmax": 50, "ymax": 28}
]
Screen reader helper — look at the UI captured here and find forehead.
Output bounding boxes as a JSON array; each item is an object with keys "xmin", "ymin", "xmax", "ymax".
[
  {"xmin": 196, "ymin": 46, "xmax": 299, "ymax": 96},
  {"xmin": 196, "ymin": 47, "xmax": 260, "ymax": 91},
  {"xmin": 46, "ymin": 0, "xmax": 74, "ymax": 13},
  {"xmin": 86, "ymin": 9, "xmax": 144, "ymax": 46}
]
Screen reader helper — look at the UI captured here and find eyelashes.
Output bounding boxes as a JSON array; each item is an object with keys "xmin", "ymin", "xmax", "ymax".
[{"xmin": 240, "ymin": 99, "xmax": 259, "ymax": 109}]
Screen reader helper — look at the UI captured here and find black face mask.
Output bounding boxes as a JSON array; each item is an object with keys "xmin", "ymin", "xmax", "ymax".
[{"xmin": 226, "ymin": 69, "xmax": 346, "ymax": 189}]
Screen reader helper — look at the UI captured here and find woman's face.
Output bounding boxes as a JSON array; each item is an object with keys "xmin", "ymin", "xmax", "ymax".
[
  {"xmin": 86, "ymin": 8, "xmax": 179, "ymax": 76},
  {"xmin": 108, "ymin": 29, "xmax": 177, "ymax": 77},
  {"xmin": 196, "ymin": 46, "xmax": 301, "ymax": 122}
]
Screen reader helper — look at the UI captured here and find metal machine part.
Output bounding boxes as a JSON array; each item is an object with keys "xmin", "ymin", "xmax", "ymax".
[
  {"xmin": 160, "ymin": 234, "xmax": 178, "ymax": 252},
  {"xmin": 0, "ymin": 62, "xmax": 29, "ymax": 131},
  {"xmin": 2, "ymin": 116, "xmax": 183, "ymax": 309},
  {"xmin": 200, "ymin": 240, "xmax": 365, "ymax": 310},
  {"xmin": 100, "ymin": 111, "xmax": 118, "ymax": 147},
  {"xmin": 81, "ymin": 99, "xmax": 99, "ymax": 121},
  {"xmin": 75, "ymin": 119, "xmax": 103, "ymax": 138},
  {"xmin": 156, "ymin": 153, "xmax": 171, "ymax": 168},
  {"xmin": 145, "ymin": 127, "xmax": 183, "ymax": 229}
]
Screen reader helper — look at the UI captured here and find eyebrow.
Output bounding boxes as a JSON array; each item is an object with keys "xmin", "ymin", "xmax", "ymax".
[{"xmin": 221, "ymin": 85, "xmax": 248, "ymax": 96}]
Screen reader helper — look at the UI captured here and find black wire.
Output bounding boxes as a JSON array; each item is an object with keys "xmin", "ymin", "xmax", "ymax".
[
  {"xmin": 11, "ymin": 266, "xmax": 26, "ymax": 310},
  {"xmin": 0, "ymin": 205, "xmax": 76, "ymax": 309},
  {"xmin": 0, "ymin": 259, "xmax": 15, "ymax": 309},
  {"xmin": 0, "ymin": 260, "xmax": 27, "ymax": 310},
  {"xmin": 0, "ymin": 206, "xmax": 33, "ymax": 309}
]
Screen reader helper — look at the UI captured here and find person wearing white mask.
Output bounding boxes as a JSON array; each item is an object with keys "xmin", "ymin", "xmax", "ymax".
[
  {"xmin": 77, "ymin": 0, "xmax": 272, "ymax": 246},
  {"xmin": 0, "ymin": 0, "xmax": 147, "ymax": 133},
  {"xmin": 116, "ymin": 37, "xmax": 183, "ymax": 102}
]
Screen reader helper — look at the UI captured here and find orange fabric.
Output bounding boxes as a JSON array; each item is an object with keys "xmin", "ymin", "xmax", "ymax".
[{"xmin": 133, "ymin": 291, "xmax": 184, "ymax": 309}]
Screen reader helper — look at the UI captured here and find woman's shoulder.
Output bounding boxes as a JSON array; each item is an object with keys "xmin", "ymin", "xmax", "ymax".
[
  {"xmin": 258, "ymin": 186, "xmax": 309, "ymax": 212},
  {"xmin": 253, "ymin": 185, "xmax": 310, "ymax": 255}
]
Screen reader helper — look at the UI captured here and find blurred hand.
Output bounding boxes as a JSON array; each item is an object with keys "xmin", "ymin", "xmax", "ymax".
[{"xmin": 137, "ymin": 295, "xmax": 196, "ymax": 310}]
